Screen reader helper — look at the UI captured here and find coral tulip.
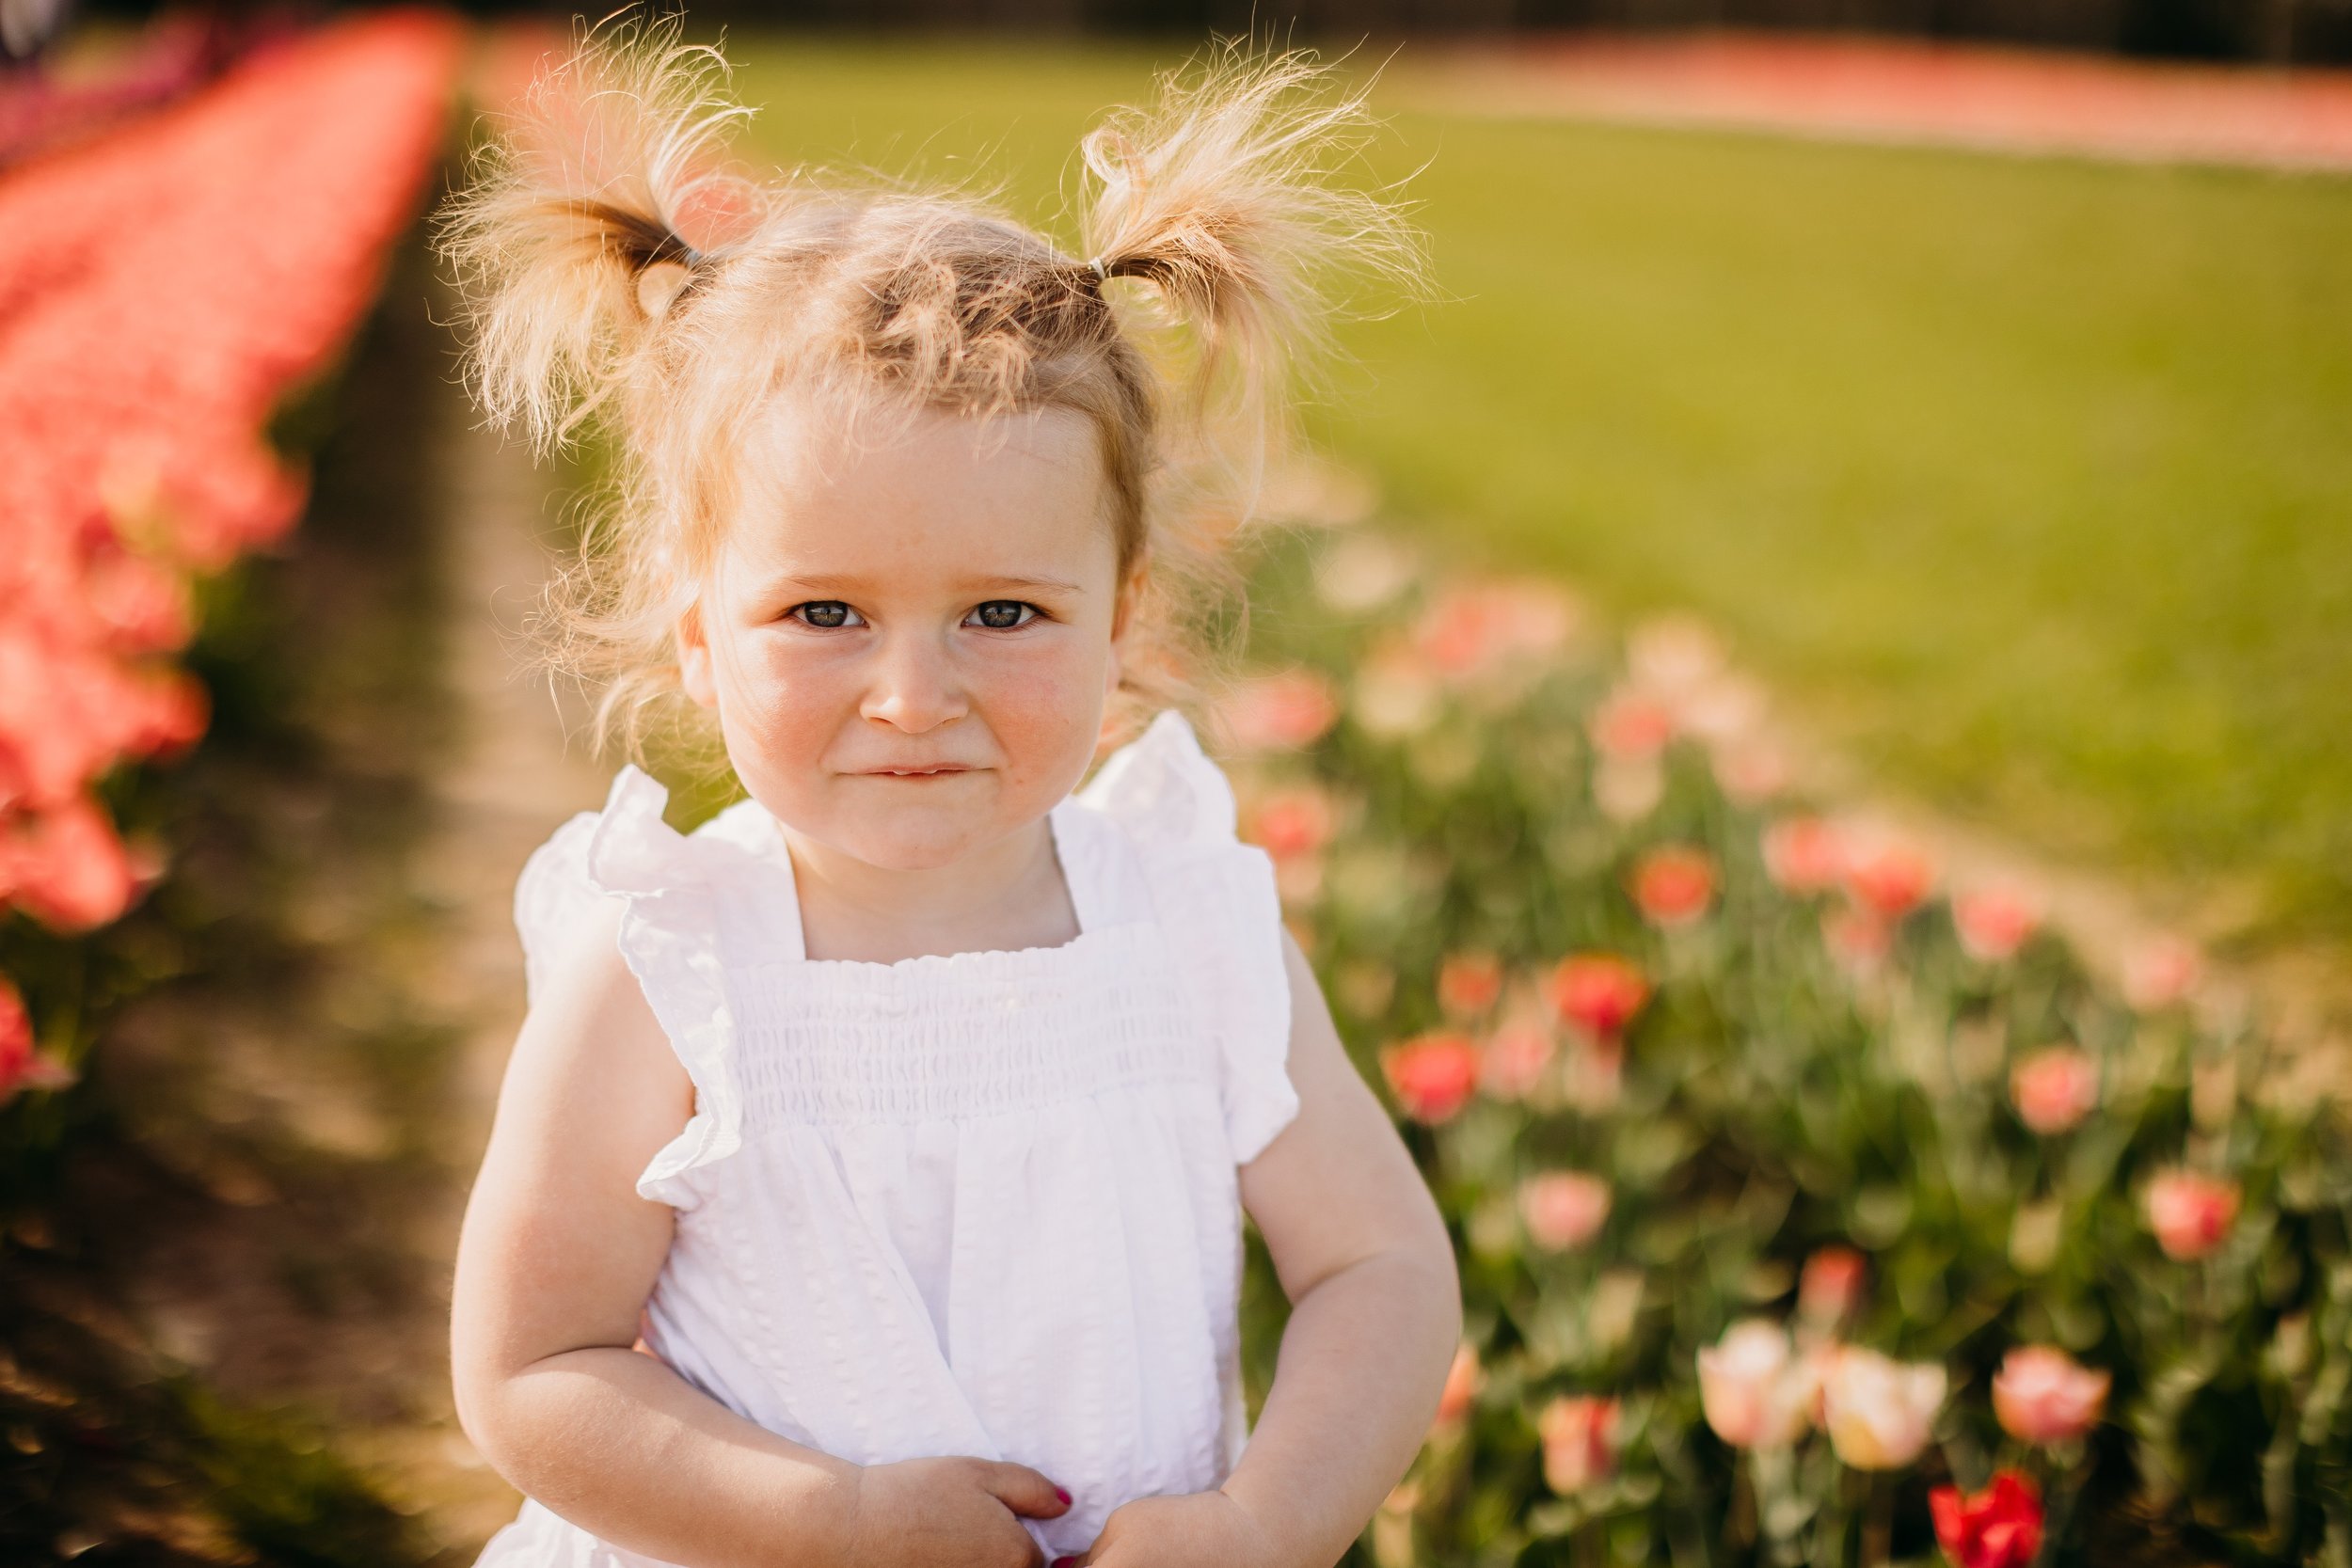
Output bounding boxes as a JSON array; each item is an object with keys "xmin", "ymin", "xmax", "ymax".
[
  {"xmin": 2010, "ymin": 1047, "xmax": 2099, "ymax": 1135},
  {"xmin": 1762, "ymin": 816, "xmax": 1845, "ymax": 895},
  {"xmin": 1437, "ymin": 952, "xmax": 1504, "ymax": 1020},
  {"xmin": 1248, "ymin": 786, "xmax": 1335, "ymax": 863},
  {"xmin": 1433, "ymin": 1341, "xmax": 1483, "ymax": 1429},
  {"xmin": 1378, "ymin": 1033, "xmax": 1483, "ymax": 1125},
  {"xmin": 1820, "ymin": 1347, "xmax": 1945, "ymax": 1470},
  {"xmin": 1930, "ymin": 1471, "xmax": 2043, "ymax": 1568},
  {"xmin": 1843, "ymin": 838, "xmax": 1936, "ymax": 922},
  {"xmin": 1798, "ymin": 1246, "xmax": 1867, "ymax": 1328},
  {"xmin": 1588, "ymin": 690, "xmax": 1675, "ymax": 760},
  {"xmin": 2146, "ymin": 1169, "xmax": 2240, "ymax": 1261},
  {"xmin": 1537, "ymin": 1395, "xmax": 1618, "ymax": 1494},
  {"xmin": 1992, "ymin": 1345, "xmax": 2109, "ymax": 1445},
  {"xmin": 1544, "ymin": 954, "xmax": 1650, "ymax": 1039},
  {"xmin": 1629, "ymin": 846, "xmax": 1715, "ymax": 928}
]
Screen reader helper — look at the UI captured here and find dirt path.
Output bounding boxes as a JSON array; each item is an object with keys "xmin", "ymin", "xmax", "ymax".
[{"xmin": 337, "ymin": 277, "xmax": 609, "ymax": 1558}]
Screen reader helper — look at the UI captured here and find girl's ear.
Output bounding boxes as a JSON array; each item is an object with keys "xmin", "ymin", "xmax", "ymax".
[
  {"xmin": 1105, "ymin": 556, "xmax": 1149, "ymax": 694},
  {"xmin": 676, "ymin": 601, "xmax": 720, "ymax": 709}
]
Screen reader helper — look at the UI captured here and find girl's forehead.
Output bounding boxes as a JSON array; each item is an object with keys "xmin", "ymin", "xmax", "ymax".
[{"xmin": 724, "ymin": 399, "xmax": 1117, "ymax": 581}]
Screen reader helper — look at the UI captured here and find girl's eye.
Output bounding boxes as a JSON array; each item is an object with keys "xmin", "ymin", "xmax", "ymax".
[
  {"xmin": 966, "ymin": 600, "xmax": 1040, "ymax": 630},
  {"xmin": 790, "ymin": 601, "xmax": 864, "ymax": 629}
]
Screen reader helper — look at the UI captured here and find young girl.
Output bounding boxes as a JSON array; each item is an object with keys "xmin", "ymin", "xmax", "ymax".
[{"xmin": 441, "ymin": 20, "xmax": 1458, "ymax": 1568}]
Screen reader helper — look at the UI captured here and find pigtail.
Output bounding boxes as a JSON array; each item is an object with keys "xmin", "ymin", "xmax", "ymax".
[
  {"xmin": 1075, "ymin": 39, "xmax": 1430, "ymax": 443},
  {"xmin": 435, "ymin": 10, "xmax": 768, "ymax": 453}
]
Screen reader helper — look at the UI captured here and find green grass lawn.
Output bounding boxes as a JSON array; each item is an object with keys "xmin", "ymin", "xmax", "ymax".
[{"xmin": 721, "ymin": 37, "xmax": 2352, "ymax": 950}]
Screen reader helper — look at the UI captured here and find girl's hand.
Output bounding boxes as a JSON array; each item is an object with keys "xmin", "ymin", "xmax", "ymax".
[
  {"xmin": 847, "ymin": 1455, "xmax": 1072, "ymax": 1568},
  {"xmin": 1058, "ymin": 1488, "xmax": 1281, "ymax": 1568}
]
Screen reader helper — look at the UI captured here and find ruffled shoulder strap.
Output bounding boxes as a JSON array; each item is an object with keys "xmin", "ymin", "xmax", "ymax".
[
  {"xmin": 511, "ymin": 765, "xmax": 796, "ymax": 1210},
  {"xmin": 1079, "ymin": 711, "xmax": 1299, "ymax": 1164}
]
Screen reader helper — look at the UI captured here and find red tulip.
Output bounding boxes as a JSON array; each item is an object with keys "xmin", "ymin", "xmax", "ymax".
[
  {"xmin": 0, "ymin": 981, "xmax": 32, "ymax": 1099},
  {"xmin": 1544, "ymin": 954, "xmax": 1650, "ymax": 1039},
  {"xmin": 1629, "ymin": 846, "xmax": 1716, "ymax": 928},
  {"xmin": 1378, "ymin": 1032, "xmax": 1483, "ymax": 1124},
  {"xmin": 1930, "ymin": 1471, "xmax": 2043, "ymax": 1568}
]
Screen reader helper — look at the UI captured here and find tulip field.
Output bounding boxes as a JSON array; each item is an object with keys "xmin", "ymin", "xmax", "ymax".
[{"xmin": 1220, "ymin": 527, "xmax": 2352, "ymax": 1565}]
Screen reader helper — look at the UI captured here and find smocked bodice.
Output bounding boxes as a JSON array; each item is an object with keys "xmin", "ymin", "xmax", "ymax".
[{"xmin": 473, "ymin": 711, "xmax": 1299, "ymax": 1568}]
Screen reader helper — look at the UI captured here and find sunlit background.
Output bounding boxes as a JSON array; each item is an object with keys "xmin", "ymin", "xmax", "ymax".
[{"xmin": 4, "ymin": 1, "xmax": 2349, "ymax": 1563}]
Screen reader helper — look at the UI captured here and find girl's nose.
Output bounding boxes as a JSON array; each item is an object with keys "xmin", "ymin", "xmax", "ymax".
[{"xmin": 859, "ymin": 629, "xmax": 967, "ymax": 734}]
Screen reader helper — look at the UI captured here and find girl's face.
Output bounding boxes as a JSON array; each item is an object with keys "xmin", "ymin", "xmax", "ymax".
[{"xmin": 677, "ymin": 400, "xmax": 1131, "ymax": 873}]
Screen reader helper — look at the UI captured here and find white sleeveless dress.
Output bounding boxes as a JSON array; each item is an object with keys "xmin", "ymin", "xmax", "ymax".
[{"xmin": 471, "ymin": 710, "xmax": 1300, "ymax": 1568}]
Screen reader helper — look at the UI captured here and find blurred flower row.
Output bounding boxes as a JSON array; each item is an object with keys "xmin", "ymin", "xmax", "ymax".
[
  {"xmin": 1223, "ymin": 528, "xmax": 2352, "ymax": 1566},
  {"xmin": 0, "ymin": 12, "xmax": 458, "ymax": 1101}
]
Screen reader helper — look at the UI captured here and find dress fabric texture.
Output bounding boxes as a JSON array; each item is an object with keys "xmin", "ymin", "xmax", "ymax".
[{"xmin": 471, "ymin": 710, "xmax": 1300, "ymax": 1568}]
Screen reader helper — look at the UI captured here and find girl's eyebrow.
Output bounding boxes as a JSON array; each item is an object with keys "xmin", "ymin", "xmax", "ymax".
[{"xmin": 769, "ymin": 572, "xmax": 1088, "ymax": 595}]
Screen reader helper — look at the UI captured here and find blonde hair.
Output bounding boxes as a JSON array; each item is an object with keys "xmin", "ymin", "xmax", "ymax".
[{"xmin": 436, "ymin": 11, "xmax": 1427, "ymax": 757}]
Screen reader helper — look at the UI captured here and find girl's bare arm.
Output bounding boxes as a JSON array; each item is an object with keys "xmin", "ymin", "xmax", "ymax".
[
  {"xmin": 1221, "ymin": 932, "xmax": 1464, "ymax": 1568},
  {"xmin": 451, "ymin": 902, "xmax": 1065, "ymax": 1568}
]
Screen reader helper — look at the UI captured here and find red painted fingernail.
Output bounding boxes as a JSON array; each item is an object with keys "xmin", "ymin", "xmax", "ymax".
[
  {"xmin": 1052, "ymin": 1557, "xmax": 1078, "ymax": 1566},
  {"xmin": 1054, "ymin": 1486, "xmax": 1072, "ymax": 1504}
]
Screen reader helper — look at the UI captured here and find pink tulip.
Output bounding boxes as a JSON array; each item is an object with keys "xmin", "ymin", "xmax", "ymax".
[
  {"xmin": 1953, "ymin": 886, "xmax": 2041, "ymax": 963},
  {"xmin": 1992, "ymin": 1345, "xmax": 2109, "ymax": 1445},
  {"xmin": 2146, "ymin": 1169, "xmax": 2240, "ymax": 1261},
  {"xmin": 1378, "ymin": 1033, "xmax": 1483, "ymax": 1125},
  {"xmin": 1437, "ymin": 952, "xmax": 1504, "ymax": 1020},
  {"xmin": 1544, "ymin": 954, "xmax": 1650, "ymax": 1039},
  {"xmin": 1822, "ymin": 908, "xmax": 1893, "ymax": 975},
  {"xmin": 1218, "ymin": 670, "xmax": 1340, "ymax": 753},
  {"xmin": 1762, "ymin": 816, "xmax": 1845, "ymax": 895},
  {"xmin": 1629, "ymin": 846, "xmax": 1715, "ymax": 929},
  {"xmin": 2123, "ymin": 935, "xmax": 2202, "ymax": 1011},
  {"xmin": 1696, "ymin": 1320, "xmax": 1817, "ymax": 1449},
  {"xmin": 1537, "ymin": 1395, "xmax": 1619, "ymax": 1494},
  {"xmin": 1479, "ymin": 1022, "xmax": 1556, "ymax": 1101},
  {"xmin": 2010, "ymin": 1048, "xmax": 2099, "ymax": 1135},
  {"xmin": 1520, "ymin": 1171, "xmax": 1612, "ymax": 1251},
  {"xmin": 1820, "ymin": 1347, "xmax": 1946, "ymax": 1470},
  {"xmin": 1799, "ymin": 1246, "xmax": 1867, "ymax": 1328}
]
